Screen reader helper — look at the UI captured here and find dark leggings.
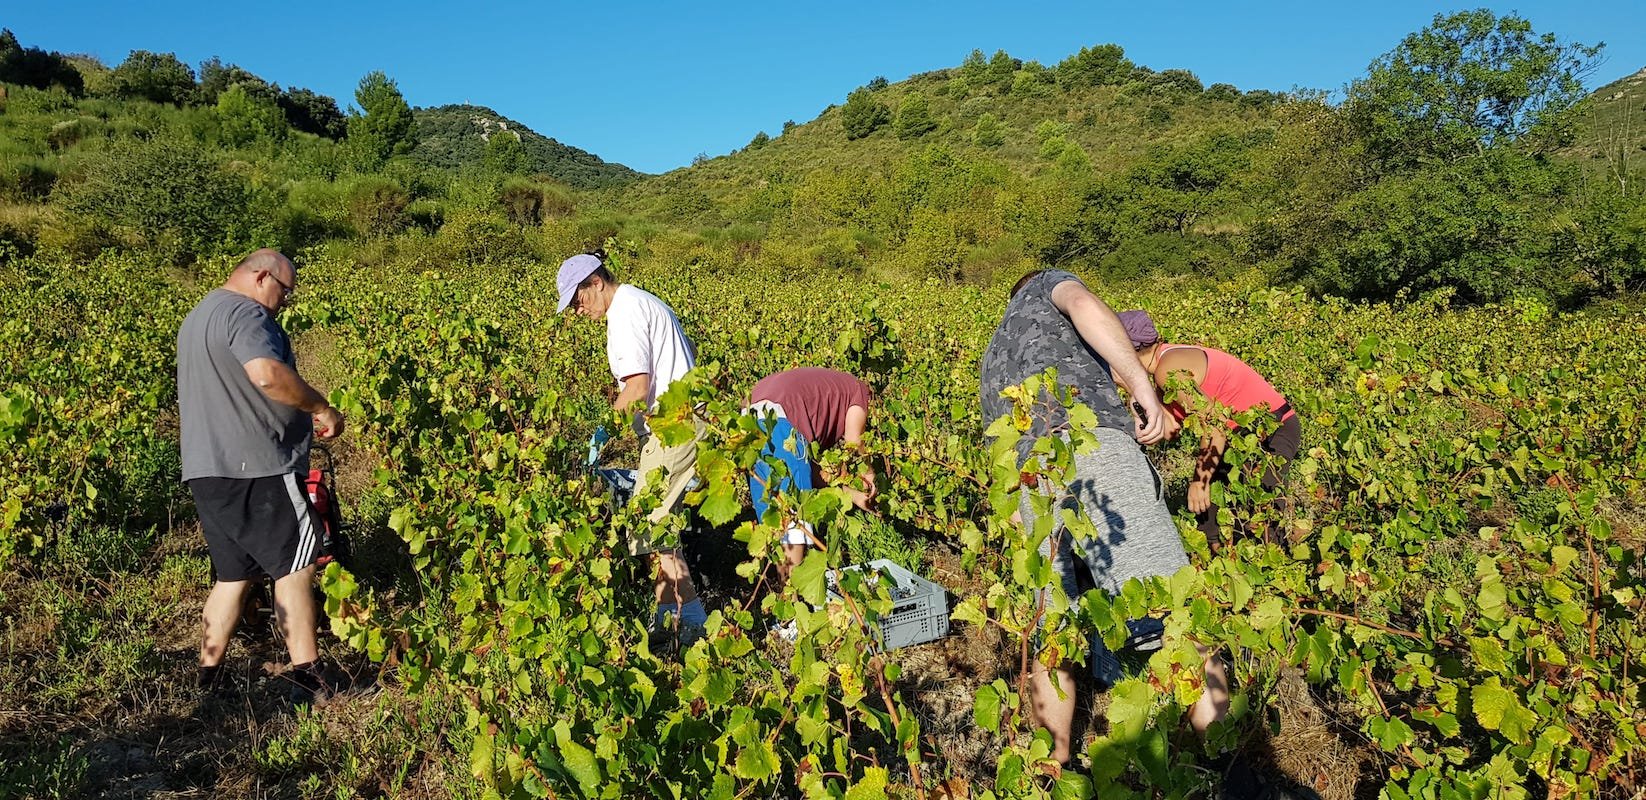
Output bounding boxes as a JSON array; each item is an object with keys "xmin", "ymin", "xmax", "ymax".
[{"xmin": 1198, "ymin": 414, "xmax": 1302, "ymax": 550}]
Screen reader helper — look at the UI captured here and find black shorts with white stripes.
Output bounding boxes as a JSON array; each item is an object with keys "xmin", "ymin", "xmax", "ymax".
[{"xmin": 190, "ymin": 473, "xmax": 318, "ymax": 582}]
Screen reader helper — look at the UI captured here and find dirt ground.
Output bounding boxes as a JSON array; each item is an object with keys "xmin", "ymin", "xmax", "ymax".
[{"xmin": 0, "ymin": 520, "xmax": 457, "ymax": 800}]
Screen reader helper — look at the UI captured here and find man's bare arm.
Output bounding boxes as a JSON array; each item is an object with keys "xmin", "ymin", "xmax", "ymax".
[
  {"xmin": 1049, "ymin": 280, "xmax": 1179, "ymax": 443},
  {"xmin": 243, "ymin": 358, "xmax": 342, "ymax": 439},
  {"xmin": 841, "ymin": 404, "xmax": 875, "ymax": 509}
]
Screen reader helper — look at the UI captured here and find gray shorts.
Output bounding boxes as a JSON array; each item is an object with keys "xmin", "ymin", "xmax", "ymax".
[
  {"xmin": 1021, "ymin": 427, "xmax": 1187, "ymax": 684},
  {"xmin": 1022, "ymin": 426, "xmax": 1189, "ymax": 598}
]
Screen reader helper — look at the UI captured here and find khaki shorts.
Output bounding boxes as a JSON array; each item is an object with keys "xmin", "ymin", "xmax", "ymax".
[{"xmin": 628, "ymin": 417, "xmax": 707, "ymax": 556}]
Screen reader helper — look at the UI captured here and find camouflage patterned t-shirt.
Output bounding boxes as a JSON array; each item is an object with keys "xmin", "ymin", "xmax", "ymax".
[{"xmin": 978, "ymin": 270, "xmax": 1133, "ymax": 447}]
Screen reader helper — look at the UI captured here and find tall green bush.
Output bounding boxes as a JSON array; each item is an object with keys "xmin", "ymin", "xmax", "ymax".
[
  {"xmin": 346, "ymin": 177, "xmax": 411, "ymax": 238},
  {"xmin": 841, "ymin": 88, "xmax": 890, "ymax": 141},
  {"xmin": 893, "ymin": 92, "xmax": 937, "ymax": 140},
  {"xmin": 54, "ymin": 137, "xmax": 249, "ymax": 264}
]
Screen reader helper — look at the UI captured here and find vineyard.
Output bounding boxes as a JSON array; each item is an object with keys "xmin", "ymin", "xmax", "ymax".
[{"xmin": 3, "ymin": 243, "xmax": 1644, "ymax": 799}]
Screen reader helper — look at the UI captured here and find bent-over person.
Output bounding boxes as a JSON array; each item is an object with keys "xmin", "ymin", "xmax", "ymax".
[
  {"xmin": 980, "ymin": 269, "xmax": 1236, "ymax": 768},
  {"xmin": 745, "ymin": 367, "xmax": 876, "ymax": 579},
  {"xmin": 1120, "ymin": 310, "xmax": 1301, "ymax": 551},
  {"xmin": 558, "ymin": 250, "xmax": 708, "ymax": 647}
]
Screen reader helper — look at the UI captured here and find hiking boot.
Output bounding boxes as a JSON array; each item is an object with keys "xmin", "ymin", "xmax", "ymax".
[
  {"xmin": 196, "ymin": 664, "xmax": 237, "ymax": 697},
  {"xmin": 286, "ymin": 661, "xmax": 349, "ymax": 707}
]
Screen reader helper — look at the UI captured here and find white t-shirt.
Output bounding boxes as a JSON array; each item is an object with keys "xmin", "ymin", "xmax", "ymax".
[{"xmin": 605, "ymin": 284, "xmax": 696, "ymax": 435}]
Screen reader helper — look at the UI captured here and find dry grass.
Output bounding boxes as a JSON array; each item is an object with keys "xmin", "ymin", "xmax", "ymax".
[
  {"xmin": 1266, "ymin": 668, "xmax": 1377, "ymax": 800},
  {"xmin": 0, "ymin": 521, "xmax": 460, "ymax": 799}
]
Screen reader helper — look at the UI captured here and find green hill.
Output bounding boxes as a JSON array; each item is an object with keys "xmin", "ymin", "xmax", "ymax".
[
  {"xmin": 609, "ymin": 56, "xmax": 1285, "ymax": 223},
  {"xmin": 1566, "ymin": 65, "xmax": 1646, "ymax": 166},
  {"xmin": 412, "ymin": 104, "xmax": 642, "ymax": 188},
  {"xmin": 589, "ymin": 50, "xmax": 1293, "ymax": 285}
]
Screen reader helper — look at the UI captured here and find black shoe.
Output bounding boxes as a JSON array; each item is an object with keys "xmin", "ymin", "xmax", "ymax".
[
  {"xmin": 286, "ymin": 661, "xmax": 349, "ymax": 707},
  {"xmin": 196, "ymin": 664, "xmax": 236, "ymax": 697},
  {"xmin": 1216, "ymin": 754, "xmax": 1270, "ymax": 800}
]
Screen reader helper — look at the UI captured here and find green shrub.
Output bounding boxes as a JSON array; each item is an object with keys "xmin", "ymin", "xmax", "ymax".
[
  {"xmin": 346, "ymin": 176, "xmax": 410, "ymax": 238},
  {"xmin": 407, "ymin": 198, "xmax": 445, "ymax": 232},
  {"xmin": 45, "ymin": 119, "xmax": 90, "ymax": 151},
  {"xmin": 807, "ymin": 228, "xmax": 864, "ymax": 273},
  {"xmin": 0, "ymin": 205, "xmax": 43, "ymax": 264},
  {"xmin": 53, "ymin": 137, "xmax": 250, "ymax": 264},
  {"xmin": 497, "ymin": 178, "xmax": 572, "ymax": 226},
  {"xmin": 0, "ymin": 157, "xmax": 57, "ymax": 201},
  {"xmin": 436, "ymin": 208, "xmax": 528, "ymax": 264},
  {"xmin": 971, "ymin": 113, "xmax": 1005, "ymax": 148},
  {"xmin": 1096, "ymin": 231, "xmax": 1194, "ymax": 279}
]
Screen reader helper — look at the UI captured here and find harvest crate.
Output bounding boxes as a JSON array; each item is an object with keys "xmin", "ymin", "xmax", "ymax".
[{"xmin": 828, "ymin": 559, "xmax": 950, "ymax": 650}]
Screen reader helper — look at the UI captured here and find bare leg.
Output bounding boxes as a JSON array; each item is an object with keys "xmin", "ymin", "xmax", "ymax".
[
  {"xmin": 1028, "ymin": 661, "xmax": 1078, "ymax": 765},
  {"xmin": 1188, "ymin": 647, "xmax": 1231, "ymax": 733},
  {"xmin": 200, "ymin": 580, "xmax": 251, "ymax": 667},
  {"xmin": 273, "ymin": 564, "xmax": 319, "ymax": 666},
  {"xmin": 651, "ymin": 551, "xmax": 699, "ymax": 605}
]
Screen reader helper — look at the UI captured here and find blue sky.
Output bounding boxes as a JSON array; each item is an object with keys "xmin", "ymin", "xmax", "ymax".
[{"xmin": 9, "ymin": 2, "xmax": 1644, "ymax": 174}]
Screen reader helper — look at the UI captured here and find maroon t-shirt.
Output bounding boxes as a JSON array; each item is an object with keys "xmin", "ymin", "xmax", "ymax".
[{"xmin": 749, "ymin": 367, "xmax": 871, "ymax": 449}]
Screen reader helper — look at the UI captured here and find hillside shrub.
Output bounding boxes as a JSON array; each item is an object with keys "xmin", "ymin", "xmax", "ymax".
[
  {"xmin": 45, "ymin": 119, "xmax": 91, "ymax": 151},
  {"xmin": 841, "ymin": 88, "xmax": 890, "ymax": 140},
  {"xmin": 499, "ymin": 177, "xmax": 547, "ymax": 226},
  {"xmin": 893, "ymin": 92, "xmax": 937, "ymax": 140},
  {"xmin": 0, "ymin": 158, "xmax": 57, "ymax": 201},
  {"xmin": 0, "ymin": 204, "xmax": 46, "ymax": 264},
  {"xmin": 53, "ymin": 137, "xmax": 249, "ymax": 264},
  {"xmin": 406, "ymin": 199, "xmax": 445, "ymax": 232},
  {"xmin": 496, "ymin": 178, "xmax": 573, "ymax": 225},
  {"xmin": 971, "ymin": 113, "xmax": 1005, "ymax": 148},
  {"xmin": 807, "ymin": 228, "xmax": 865, "ymax": 273},
  {"xmin": 1010, "ymin": 63, "xmax": 1055, "ymax": 98},
  {"xmin": 435, "ymin": 208, "xmax": 528, "ymax": 264},
  {"xmin": 215, "ymin": 84, "xmax": 287, "ymax": 147},
  {"xmin": 346, "ymin": 177, "xmax": 410, "ymax": 238}
]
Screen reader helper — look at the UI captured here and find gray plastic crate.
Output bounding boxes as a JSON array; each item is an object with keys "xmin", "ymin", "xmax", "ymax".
[{"xmin": 828, "ymin": 559, "xmax": 950, "ymax": 650}]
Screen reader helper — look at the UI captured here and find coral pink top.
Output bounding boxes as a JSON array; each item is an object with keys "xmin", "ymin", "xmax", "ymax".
[{"xmin": 1158, "ymin": 344, "xmax": 1294, "ymax": 428}]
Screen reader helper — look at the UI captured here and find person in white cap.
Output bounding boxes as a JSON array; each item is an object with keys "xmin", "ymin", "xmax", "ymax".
[{"xmin": 557, "ymin": 249, "xmax": 707, "ymax": 647}]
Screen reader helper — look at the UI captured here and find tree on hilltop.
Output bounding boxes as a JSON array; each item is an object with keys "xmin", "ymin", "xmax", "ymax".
[
  {"xmin": 960, "ymin": 49, "xmax": 988, "ymax": 84},
  {"xmin": 986, "ymin": 49, "xmax": 1019, "ymax": 86},
  {"xmin": 1057, "ymin": 43, "xmax": 1133, "ymax": 88},
  {"xmin": 1346, "ymin": 8, "xmax": 1601, "ymax": 168},
  {"xmin": 0, "ymin": 29, "xmax": 84, "ymax": 94},
  {"xmin": 108, "ymin": 50, "xmax": 195, "ymax": 104},
  {"xmin": 194, "ymin": 57, "xmax": 275, "ymax": 106},
  {"xmin": 277, "ymin": 88, "xmax": 347, "ymax": 139},
  {"xmin": 894, "ymin": 91, "xmax": 937, "ymax": 139},
  {"xmin": 841, "ymin": 88, "xmax": 890, "ymax": 140}
]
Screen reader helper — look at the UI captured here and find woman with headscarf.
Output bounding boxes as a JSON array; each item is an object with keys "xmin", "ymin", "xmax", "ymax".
[{"xmin": 1118, "ymin": 310, "xmax": 1301, "ymax": 551}]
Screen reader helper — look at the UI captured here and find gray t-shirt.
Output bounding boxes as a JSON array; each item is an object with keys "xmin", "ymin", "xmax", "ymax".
[
  {"xmin": 177, "ymin": 289, "xmax": 311, "ymax": 481},
  {"xmin": 979, "ymin": 270, "xmax": 1133, "ymax": 450}
]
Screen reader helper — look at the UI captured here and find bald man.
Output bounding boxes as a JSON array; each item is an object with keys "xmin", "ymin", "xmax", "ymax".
[{"xmin": 177, "ymin": 248, "xmax": 344, "ymax": 704}]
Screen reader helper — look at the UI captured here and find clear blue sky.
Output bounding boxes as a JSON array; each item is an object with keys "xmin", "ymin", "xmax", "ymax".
[{"xmin": 9, "ymin": 1, "xmax": 1645, "ymax": 174}]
